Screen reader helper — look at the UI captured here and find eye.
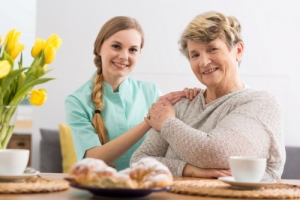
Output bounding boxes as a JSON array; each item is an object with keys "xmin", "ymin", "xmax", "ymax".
[
  {"xmin": 129, "ymin": 48, "xmax": 138, "ymax": 53},
  {"xmin": 209, "ymin": 47, "xmax": 218, "ymax": 52},
  {"xmin": 112, "ymin": 44, "xmax": 121, "ymax": 49},
  {"xmin": 191, "ymin": 53, "xmax": 199, "ymax": 58}
]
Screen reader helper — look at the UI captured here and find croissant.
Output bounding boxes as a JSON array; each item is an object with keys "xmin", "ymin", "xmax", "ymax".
[
  {"xmin": 65, "ymin": 158, "xmax": 137, "ymax": 188},
  {"xmin": 66, "ymin": 157, "xmax": 173, "ymax": 189},
  {"xmin": 123, "ymin": 157, "xmax": 173, "ymax": 188}
]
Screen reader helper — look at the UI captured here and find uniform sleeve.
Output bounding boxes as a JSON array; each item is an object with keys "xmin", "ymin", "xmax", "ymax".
[
  {"xmin": 130, "ymin": 128, "xmax": 187, "ymax": 176},
  {"xmin": 155, "ymin": 84, "xmax": 163, "ymax": 98},
  {"xmin": 65, "ymin": 95, "xmax": 101, "ymax": 160},
  {"xmin": 159, "ymin": 93, "xmax": 284, "ymax": 180}
]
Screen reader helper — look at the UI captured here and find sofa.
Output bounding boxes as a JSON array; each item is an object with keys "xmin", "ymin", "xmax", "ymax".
[
  {"xmin": 281, "ymin": 146, "xmax": 300, "ymax": 179},
  {"xmin": 39, "ymin": 128, "xmax": 300, "ymax": 178},
  {"xmin": 40, "ymin": 124, "xmax": 77, "ymax": 173}
]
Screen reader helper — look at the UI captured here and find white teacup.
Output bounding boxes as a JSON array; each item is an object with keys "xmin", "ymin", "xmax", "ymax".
[
  {"xmin": 0, "ymin": 149, "xmax": 29, "ymax": 175},
  {"xmin": 229, "ymin": 156, "xmax": 266, "ymax": 183}
]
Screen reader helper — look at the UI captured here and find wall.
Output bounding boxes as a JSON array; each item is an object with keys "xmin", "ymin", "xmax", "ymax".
[
  {"xmin": 22, "ymin": 0, "xmax": 300, "ymax": 169},
  {"xmin": 0, "ymin": 0, "xmax": 36, "ymax": 66}
]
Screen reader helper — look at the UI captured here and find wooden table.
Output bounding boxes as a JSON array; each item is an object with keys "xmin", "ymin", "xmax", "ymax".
[{"xmin": 1, "ymin": 173, "xmax": 300, "ymax": 200}]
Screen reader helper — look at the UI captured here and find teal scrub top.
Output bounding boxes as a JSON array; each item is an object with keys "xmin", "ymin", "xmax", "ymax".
[{"xmin": 65, "ymin": 74, "xmax": 161, "ymax": 171}]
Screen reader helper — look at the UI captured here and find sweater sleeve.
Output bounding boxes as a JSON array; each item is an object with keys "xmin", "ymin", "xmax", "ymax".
[
  {"xmin": 159, "ymin": 92, "xmax": 284, "ymax": 180},
  {"xmin": 130, "ymin": 128, "xmax": 187, "ymax": 176}
]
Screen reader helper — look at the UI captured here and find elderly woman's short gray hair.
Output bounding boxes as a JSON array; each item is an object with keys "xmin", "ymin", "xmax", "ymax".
[{"xmin": 179, "ymin": 11, "xmax": 243, "ymax": 59}]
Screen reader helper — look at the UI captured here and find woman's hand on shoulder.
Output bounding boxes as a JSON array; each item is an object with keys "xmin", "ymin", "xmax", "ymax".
[
  {"xmin": 183, "ymin": 164, "xmax": 231, "ymax": 178},
  {"xmin": 159, "ymin": 87, "xmax": 201, "ymax": 105},
  {"xmin": 183, "ymin": 87, "xmax": 201, "ymax": 100}
]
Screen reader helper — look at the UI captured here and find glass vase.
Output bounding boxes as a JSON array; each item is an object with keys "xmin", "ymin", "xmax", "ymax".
[{"xmin": 0, "ymin": 106, "xmax": 18, "ymax": 149}]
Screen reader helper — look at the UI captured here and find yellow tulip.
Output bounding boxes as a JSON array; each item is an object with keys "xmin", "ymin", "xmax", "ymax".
[
  {"xmin": 0, "ymin": 35, "xmax": 2, "ymax": 44},
  {"xmin": 3, "ymin": 29, "xmax": 22, "ymax": 53},
  {"xmin": 43, "ymin": 64, "xmax": 48, "ymax": 70},
  {"xmin": 0, "ymin": 60, "xmax": 11, "ymax": 78},
  {"xmin": 39, "ymin": 88, "xmax": 47, "ymax": 93},
  {"xmin": 45, "ymin": 34, "xmax": 62, "ymax": 49},
  {"xmin": 28, "ymin": 89, "xmax": 47, "ymax": 106},
  {"xmin": 10, "ymin": 42, "xmax": 25, "ymax": 60},
  {"xmin": 31, "ymin": 38, "xmax": 45, "ymax": 58},
  {"xmin": 44, "ymin": 44, "xmax": 56, "ymax": 64}
]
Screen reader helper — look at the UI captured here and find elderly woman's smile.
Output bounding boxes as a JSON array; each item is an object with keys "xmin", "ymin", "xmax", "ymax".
[{"xmin": 203, "ymin": 68, "xmax": 218, "ymax": 74}]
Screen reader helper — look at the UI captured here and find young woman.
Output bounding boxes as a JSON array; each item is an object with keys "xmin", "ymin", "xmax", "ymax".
[{"xmin": 65, "ymin": 16, "xmax": 199, "ymax": 171}]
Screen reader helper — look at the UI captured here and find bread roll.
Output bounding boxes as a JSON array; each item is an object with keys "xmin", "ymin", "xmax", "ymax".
[
  {"xmin": 66, "ymin": 157, "xmax": 172, "ymax": 189},
  {"xmin": 127, "ymin": 157, "xmax": 173, "ymax": 188}
]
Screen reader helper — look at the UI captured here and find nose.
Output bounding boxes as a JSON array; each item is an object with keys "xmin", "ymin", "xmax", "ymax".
[
  {"xmin": 198, "ymin": 53, "xmax": 211, "ymax": 68},
  {"xmin": 119, "ymin": 49, "xmax": 129, "ymax": 60}
]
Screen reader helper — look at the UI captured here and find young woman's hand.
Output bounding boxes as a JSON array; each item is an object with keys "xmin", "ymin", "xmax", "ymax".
[
  {"xmin": 159, "ymin": 87, "xmax": 201, "ymax": 105},
  {"xmin": 183, "ymin": 87, "xmax": 201, "ymax": 100},
  {"xmin": 183, "ymin": 163, "xmax": 231, "ymax": 178}
]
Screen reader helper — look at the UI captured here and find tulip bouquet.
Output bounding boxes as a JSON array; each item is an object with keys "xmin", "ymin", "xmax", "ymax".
[{"xmin": 0, "ymin": 29, "xmax": 62, "ymax": 149}]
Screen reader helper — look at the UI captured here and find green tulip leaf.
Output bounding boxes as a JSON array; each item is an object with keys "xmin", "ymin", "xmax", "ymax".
[
  {"xmin": 2, "ymin": 51, "xmax": 14, "ymax": 69},
  {"xmin": 9, "ymin": 77, "xmax": 55, "ymax": 106},
  {"xmin": 1, "ymin": 68, "xmax": 28, "ymax": 97}
]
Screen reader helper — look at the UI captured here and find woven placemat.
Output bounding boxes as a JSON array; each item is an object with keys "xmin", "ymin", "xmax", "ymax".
[
  {"xmin": 0, "ymin": 176, "xmax": 69, "ymax": 194},
  {"xmin": 170, "ymin": 180, "xmax": 300, "ymax": 199}
]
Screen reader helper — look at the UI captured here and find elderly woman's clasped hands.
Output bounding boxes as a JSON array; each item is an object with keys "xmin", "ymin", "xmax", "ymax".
[
  {"xmin": 145, "ymin": 98, "xmax": 175, "ymax": 131},
  {"xmin": 145, "ymin": 87, "xmax": 200, "ymax": 131}
]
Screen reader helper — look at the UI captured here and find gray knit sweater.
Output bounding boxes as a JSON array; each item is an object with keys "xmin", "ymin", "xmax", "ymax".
[{"xmin": 131, "ymin": 88, "xmax": 286, "ymax": 180}]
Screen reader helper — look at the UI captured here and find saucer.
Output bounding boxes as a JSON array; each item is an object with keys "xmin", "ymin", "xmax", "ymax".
[
  {"xmin": 0, "ymin": 171, "xmax": 40, "ymax": 182},
  {"xmin": 218, "ymin": 176, "xmax": 276, "ymax": 189}
]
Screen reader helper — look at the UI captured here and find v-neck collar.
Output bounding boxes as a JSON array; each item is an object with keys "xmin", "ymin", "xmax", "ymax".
[{"xmin": 103, "ymin": 78, "xmax": 130, "ymax": 96}]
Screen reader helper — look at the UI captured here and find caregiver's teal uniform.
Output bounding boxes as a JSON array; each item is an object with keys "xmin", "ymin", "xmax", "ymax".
[{"xmin": 65, "ymin": 74, "xmax": 161, "ymax": 171}]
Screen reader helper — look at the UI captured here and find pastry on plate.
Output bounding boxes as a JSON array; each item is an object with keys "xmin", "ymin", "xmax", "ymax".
[{"xmin": 65, "ymin": 157, "xmax": 172, "ymax": 189}]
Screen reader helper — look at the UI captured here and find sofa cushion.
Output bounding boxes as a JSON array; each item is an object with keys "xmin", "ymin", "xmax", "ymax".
[
  {"xmin": 40, "ymin": 128, "xmax": 62, "ymax": 173},
  {"xmin": 59, "ymin": 123, "xmax": 77, "ymax": 173},
  {"xmin": 282, "ymin": 146, "xmax": 300, "ymax": 179}
]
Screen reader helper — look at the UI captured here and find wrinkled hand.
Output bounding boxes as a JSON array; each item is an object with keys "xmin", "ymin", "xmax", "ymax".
[
  {"xmin": 159, "ymin": 87, "xmax": 201, "ymax": 105},
  {"xmin": 193, "ymin": 168, "xmax": 231, "ymax": 178},
  {"xmin": 144, "ymin": 98, "xmax": 175, "ymax": 131},
  {"xmin": 183, "ymin": 87, "xmax": 201, "ymax": 100},
  {"xmin": 183, "ymin": 164, "xmax": 231, "ymax": 178}
]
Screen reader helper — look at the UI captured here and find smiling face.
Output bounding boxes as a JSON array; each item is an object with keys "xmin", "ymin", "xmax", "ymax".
[
  {"xmin": 188, "ymin": 38, "xmax": 244, "ymax": 92},
  {"xmin": 98, "ymin": 29, "xmax": 142, "ymax": 85}
]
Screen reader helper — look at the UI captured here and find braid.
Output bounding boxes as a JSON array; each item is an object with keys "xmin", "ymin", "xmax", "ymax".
[{"xmin": 92, "ymin": 69, "xmax": 108, "ymax": 144}]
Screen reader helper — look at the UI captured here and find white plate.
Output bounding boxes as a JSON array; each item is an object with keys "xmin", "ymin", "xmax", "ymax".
[
  {"xmin": 0, "ymin": 171, "xmax": 40, "ymax": 181},
  {"xmin": 218, "ymin": 176, "xmax": 276, "ymax": 189}
]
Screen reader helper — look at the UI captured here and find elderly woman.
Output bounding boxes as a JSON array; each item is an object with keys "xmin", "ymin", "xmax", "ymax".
[{"xmin": 131, "ymin": 11, "xmax": 285, "ymax": 180}]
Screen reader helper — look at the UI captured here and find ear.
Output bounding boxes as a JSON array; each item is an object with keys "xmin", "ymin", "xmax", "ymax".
[{"xmin": 235, "ymin": 41, "xmax": 244, "ymax": 62}]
